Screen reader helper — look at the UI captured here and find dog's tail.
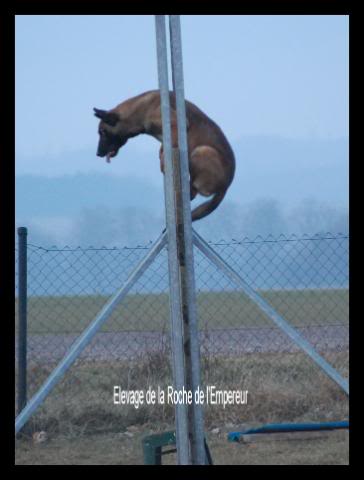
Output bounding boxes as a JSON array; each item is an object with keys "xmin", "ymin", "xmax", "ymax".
[{"xmin": 191, "ymin": 189, "xmax": 227, "ymax": 222}]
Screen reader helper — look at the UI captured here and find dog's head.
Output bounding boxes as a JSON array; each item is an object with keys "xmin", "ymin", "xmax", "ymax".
[{"xmin": 94, "ymin": 108, "xmax": 128, "ymax": 163}]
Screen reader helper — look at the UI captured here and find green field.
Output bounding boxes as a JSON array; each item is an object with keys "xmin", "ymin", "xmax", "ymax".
[
  {"xmin": 15, "ymin": 289, "xmax": 349, "ymax": 334},
  {"xmin": 15, "ymin": 288, "xmax": 349, "ymax": 464}
]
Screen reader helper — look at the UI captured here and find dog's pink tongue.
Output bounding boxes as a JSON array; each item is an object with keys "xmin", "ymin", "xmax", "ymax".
[{"xmin": 106, "ymin": 152, "xmax": 113, "ymax": 163}]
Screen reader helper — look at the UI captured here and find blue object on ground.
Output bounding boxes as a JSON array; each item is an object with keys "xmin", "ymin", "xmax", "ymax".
[{"xmin": 228, "ymin": 421, "xmax": 349, "ymax": 442}]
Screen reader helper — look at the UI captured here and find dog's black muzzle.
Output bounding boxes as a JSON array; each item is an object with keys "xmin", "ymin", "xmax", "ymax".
[{"xmin": 96, "ymin": 136, "xmax": 128, "ymax": 158}]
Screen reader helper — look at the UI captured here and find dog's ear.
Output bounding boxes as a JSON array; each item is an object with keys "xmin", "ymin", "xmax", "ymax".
[{"xmin": 93, "ymin": 108, "xmax": 119, "ymax": 126}]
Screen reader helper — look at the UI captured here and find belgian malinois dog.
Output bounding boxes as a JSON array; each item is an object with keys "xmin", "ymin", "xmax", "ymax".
[{"xmin": 94, "ymin": 90, "xmax": 235, "ymax": 221}]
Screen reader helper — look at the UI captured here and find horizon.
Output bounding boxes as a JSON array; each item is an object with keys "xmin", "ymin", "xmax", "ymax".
[{"xmin": 15, "ymin": 15, "xmax": 349, "ymax": 245}]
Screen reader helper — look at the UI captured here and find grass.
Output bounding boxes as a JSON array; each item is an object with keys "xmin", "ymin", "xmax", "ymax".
[
  {"xmin": 17, "ymin": 351, "xmax": 349, "ymax": 437},
  {"xmin": 15, "ymin": 351, "xmax": 349, "ymax": 465},
  {"xmin": 15, "ymin": 289, "xmax": 349, "ymax": 334},
  {"xmin": 15, "ymin": 428, "xmax": 349, "ymax": 465},
  {"xmin": 15, "ymin": 288, "xmax": 349, "ymax": 464}
]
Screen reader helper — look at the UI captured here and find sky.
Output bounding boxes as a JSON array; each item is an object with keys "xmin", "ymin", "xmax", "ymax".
[
  {"xmin": 15, "ymin": 15, "xmax": 349, "ymax": 245},
  {"xmin": 16, "ymin": 15, "xmax": 348, "ymax": 167}
]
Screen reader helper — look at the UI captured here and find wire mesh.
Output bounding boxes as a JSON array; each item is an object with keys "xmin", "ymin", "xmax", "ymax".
[{"xmin": 15, "ymin": 232, "xmax": 349, "ymax": 434}]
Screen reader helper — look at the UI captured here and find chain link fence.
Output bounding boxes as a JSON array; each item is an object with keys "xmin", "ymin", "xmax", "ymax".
[{"xmin": 15, "ymin": 231, "xmax": 349, "ymax": 435}]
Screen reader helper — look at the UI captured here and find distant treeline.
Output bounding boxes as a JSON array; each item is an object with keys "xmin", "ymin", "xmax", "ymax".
[{"xmin": 16, "ymin": 196, "xmax": 348, "ymax": 249}]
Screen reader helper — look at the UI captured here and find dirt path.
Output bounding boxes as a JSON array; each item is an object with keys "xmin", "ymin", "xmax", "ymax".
[{"xmin": 17, "ymin": 325, "xmax": 348, "ymax": 363}]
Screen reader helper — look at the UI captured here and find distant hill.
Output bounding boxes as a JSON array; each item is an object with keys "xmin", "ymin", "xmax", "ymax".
[
  {"xmin": 16, "ymin": 135, "xmax": 348, "ymax": 217},
  {"xmin": 15, "ymin": 173, "xmax": 165, "ymax": 218},
  {"xmin": 229, "ymin": 135, "xmax": 348, "ymax": 209},
  {"xmin": 15, "ymin": 135, "xmax": 348, "ymax": 246}
]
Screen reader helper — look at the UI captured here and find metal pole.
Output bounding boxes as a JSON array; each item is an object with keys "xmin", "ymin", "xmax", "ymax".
[
  {"xmin": 155, "ymin": 15, "xmax": 190, "ymax": 465},
  {"xmin": 193, "ymin": 229, "xmax": 349, "ymax": 396},
  {"xmin": 169, "ymin": 15, "xmax": 206, "ymax": 465},
  {"xmin": 17, "ymin": 227, "xmax": 28, "ymax": 415},
  {"xmin": 15, "ymin": 231, "xmax": 167, "ymax": 434}
]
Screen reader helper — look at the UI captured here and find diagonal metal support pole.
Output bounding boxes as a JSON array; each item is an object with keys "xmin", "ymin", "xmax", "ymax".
[
  {"xmin": 193, "ymin": 229, "xmax": 349, "ymax": 396},
  {"xmin": 15, "ymin": 231, "xmax": 167, "ymax": 434}
]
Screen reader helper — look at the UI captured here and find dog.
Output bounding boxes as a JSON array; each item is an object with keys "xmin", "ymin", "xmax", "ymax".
[{"xmin": 94, "ymin": 90, "xmax": 235, "ymax": 221}]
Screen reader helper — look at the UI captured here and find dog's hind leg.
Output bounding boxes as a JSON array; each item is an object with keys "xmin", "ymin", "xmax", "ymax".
[
  {"xmin": 160, "ymin": 145, "xmax": 198, "ymax": 203},
  {"xmin": 189, "ymin": 146, "xmax": 226, "ymax": 197},
  {"xmin": 189, "ymin": 145, "xmax": 228, "ymax": 221}
]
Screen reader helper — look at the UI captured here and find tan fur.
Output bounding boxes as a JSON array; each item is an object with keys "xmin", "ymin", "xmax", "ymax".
[{"xmin": 95, "ymin": 90, "xmax": 235, "ymax": 221}]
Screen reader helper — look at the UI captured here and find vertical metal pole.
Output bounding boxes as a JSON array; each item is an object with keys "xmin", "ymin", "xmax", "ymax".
[
  {"xmin": 16, "ymin": 231, "xmax": 167, "ymax": 434},
  {"xmin": 17, "ymin": 227, "xmax": 27, "ymax": 415},
  {"xmin": 169, "ymin": 15, "xmax": 206, "ymax": 465},
  {"xmin": 155, "ymin": 15, "xmax": 190, "ymax": 465}
]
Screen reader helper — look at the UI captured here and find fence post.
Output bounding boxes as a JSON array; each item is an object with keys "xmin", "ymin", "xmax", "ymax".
[
  {"xmin": 17, "ymin": 227, "xmax": 28, "ymax": 415},
  {"xmin": 155, "ymin": 15, "xmax": 190, "ymax": 464},
  {"xmin": 15, "ymin": 232, "xmax": 167, "ymax": 434},
  {"xmin": 168, "ymin": 15, "xmax": 206, "ymax": 465},
  {"xmin": 155, "ymin": 15, "xmax": 205, "ymax": 464}
]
